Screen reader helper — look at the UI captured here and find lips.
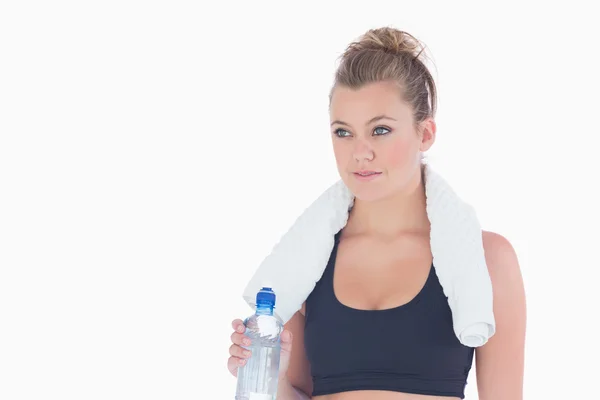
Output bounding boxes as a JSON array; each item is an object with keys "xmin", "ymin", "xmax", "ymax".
[
  {"xmin": 354, "ymin": 171, "xmax": 381, "ymax": 176},
  {"xmin": 353, "ymin": 171, "xmax": 382, "ymax": 181}
]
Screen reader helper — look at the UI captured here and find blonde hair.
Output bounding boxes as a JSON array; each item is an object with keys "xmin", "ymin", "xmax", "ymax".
[{"xmin": 330, "ymin": 27, "xmax": 438, "ymax": 132}]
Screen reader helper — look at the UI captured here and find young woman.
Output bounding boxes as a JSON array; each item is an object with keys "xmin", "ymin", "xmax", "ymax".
[{"xmin": 227, "ymin": 27, "xmax": 526, "ymax": 400}]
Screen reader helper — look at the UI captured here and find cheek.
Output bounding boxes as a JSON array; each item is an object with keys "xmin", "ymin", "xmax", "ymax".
[
  {"xmin": 383, "ymin": 138, "xmax": 416, "ymax": 169},
  {"xmin": 332, "ymin": 141, "xmax": 351, "ymax": 165}
]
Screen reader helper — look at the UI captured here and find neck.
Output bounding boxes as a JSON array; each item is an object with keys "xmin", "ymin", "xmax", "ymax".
[{"xmin": 345, "ymin": 166, "xmax": 430, "ymax": 237}]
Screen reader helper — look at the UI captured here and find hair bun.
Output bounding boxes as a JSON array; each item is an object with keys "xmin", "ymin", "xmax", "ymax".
[
  {"xmin": 345, "ymin": 27, "xmax": 424, "ymax": 59},
  {"xmin": 333, "ymin": 26, "xmax": 437, "ymax": 121}
]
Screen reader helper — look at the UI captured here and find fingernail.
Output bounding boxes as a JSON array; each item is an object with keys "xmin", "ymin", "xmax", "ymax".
[
  {"xmin": 237, "ymin": 325, "xmax": 244, "ymax": 333},
  {"xmin": 239, "ymin": 359, "xmax": 245, "ymax": 366},
  {"xmin": 243, "ymin": 338, "xmax": 251, "ymax": 346},
  {"xmin": 244, "ymin": 350, "xmax": 251, "ymax": 357}
]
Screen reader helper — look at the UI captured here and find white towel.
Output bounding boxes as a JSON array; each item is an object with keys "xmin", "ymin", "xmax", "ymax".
[{"xmin": 242, "ymin": 164, "xmax": 496, "ymax": 347}]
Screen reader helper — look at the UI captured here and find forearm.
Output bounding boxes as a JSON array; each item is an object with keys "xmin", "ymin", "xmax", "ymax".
[{"xmin": 277, "ymin": 378, "xmax": 311, "ymax": 399}]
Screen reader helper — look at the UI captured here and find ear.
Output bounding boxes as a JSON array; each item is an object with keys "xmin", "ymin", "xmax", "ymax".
[{"xmin": 418, "ymin": 117, "xmax": 436, "ymax": 152}]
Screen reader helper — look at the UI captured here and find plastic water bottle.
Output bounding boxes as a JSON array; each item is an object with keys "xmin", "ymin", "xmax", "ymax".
[{"xmin": 235, "ymin": 286, "xmax": 283, "ymax": 400}]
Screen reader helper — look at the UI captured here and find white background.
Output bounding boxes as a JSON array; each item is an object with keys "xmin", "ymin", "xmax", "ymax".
[{"xmin": 1, "ymin": 1, "xmax": 599, "ymax": 399}]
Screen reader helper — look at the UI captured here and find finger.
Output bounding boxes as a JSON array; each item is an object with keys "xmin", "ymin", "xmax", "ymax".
[
  {"xmin": 281, "ymin": 329, "xmax": 293, "ymax": 343},
  {"xmin": 227, "ymin": 356, "xmax": 247, "ymax": 377},
  {"xmin": 229, "ymin": 343, "xmax": 252, "ymax": 359},
  {"xmin": 232, "ymin": 319, "xmax": 245, "ymax": 333},
  {"xmin": 230, "ymin": 331, "xmax": 251, "ymax": 346},
  {"xmin": 280, "ymin": 329, "xmax": 293, "ymax": 352}
]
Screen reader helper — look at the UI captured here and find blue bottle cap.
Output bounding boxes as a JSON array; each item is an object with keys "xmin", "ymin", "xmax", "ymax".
[{"xmin": 256, "ymin": 286, "xmax": 276, "ymax": 308}]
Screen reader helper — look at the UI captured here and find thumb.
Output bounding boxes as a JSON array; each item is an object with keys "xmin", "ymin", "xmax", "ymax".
[
  {"xmin": 278, "ymin": 329, "xmax": 293, "ymax": 377},
  {"xmin": 281, "ymin": 329, "xmax": 293, "ymax": 352}
]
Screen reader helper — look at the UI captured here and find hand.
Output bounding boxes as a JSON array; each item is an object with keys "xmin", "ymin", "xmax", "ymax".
[{"xmin": 227, "ymin": 318, "xmax": 293, "ymax": 379}]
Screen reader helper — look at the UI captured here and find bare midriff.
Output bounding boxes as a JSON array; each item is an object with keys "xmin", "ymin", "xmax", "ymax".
[{"xmin": 313, "ymin": 391, "xmax": 461, "ymax": 400}]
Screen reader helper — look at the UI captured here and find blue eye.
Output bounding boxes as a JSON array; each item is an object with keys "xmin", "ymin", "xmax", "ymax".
[
  {"xmin": 374, "ymin": 126, "xmax": 391, "ymax": 135},
  {"xmin": 334, "ymin": 128, "xmax": 350, "ymax": 138},
  {"xmin": 333, "ymin": 126, "xmax": 391, "ymax": 137}
]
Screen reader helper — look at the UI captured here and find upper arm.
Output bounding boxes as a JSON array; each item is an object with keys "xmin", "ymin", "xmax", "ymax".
[
  {"xmin": 476, "ymin": 231, "xmax": 527, "ymax": 400},
  {"xmin": 284, "ymin": 303, "xmax": 313, "ymax": 397}
]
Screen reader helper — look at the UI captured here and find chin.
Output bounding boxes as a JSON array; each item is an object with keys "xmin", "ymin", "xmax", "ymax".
[
  {"xmin": 352, "ymin": 190, "xmax": 391, "ymax": 203},
  {"xmin": 344, "ymin": 180, "xmax": 390, "ymax": 203}
]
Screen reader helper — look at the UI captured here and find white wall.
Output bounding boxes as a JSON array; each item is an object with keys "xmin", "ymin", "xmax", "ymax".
[{"xmin": 1, "ymin": 1, "xmax": 599, "ymax": 399}]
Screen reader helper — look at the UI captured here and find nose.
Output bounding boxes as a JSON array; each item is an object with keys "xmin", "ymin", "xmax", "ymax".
[{"xmin": 352, "ymin": 139, "xmax": 374, "ymax": 162}]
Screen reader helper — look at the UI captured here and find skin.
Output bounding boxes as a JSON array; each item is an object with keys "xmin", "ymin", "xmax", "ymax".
[{"xmin": 228, "ymin": 80, "xmax": 527, "ymax": 400}]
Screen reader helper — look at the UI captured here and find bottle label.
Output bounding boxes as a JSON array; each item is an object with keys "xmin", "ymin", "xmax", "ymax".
[{"xmin": 249, "ymin": 393, "xmax": 272, "ymax": 400}]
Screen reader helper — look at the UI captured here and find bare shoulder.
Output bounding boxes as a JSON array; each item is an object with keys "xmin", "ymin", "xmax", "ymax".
[
  {"xmin": 476, "ymin": 231, "xmax": 526, "ymax": 399},
  {"xmin": 480, "ymin": 230, "xmax": 526, "ymax": 322},
  {"xmin": 482, "ymin": 230, "xmax": 519, "ymax": 270},
  {"xmin": 481, "ymin": 230, "xmax": 524, "ymax": 288}
]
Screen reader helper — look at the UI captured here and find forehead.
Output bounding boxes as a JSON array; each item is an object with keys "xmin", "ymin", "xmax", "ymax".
[{"xmin": 329, "ymin": 81, "xmax": 413, "ymax": 122}]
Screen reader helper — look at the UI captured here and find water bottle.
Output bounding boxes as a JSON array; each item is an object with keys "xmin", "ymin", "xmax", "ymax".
[{"xmin": 235, "ymin": 285, "xmax": 283, "ymax": 400}]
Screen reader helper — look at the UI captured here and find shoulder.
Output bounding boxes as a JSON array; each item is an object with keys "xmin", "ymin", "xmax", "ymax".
[
  {"xmin": 482, "ymin": 230, "xmax": 516, "ymax": 261},
  {"xmin": 475, "ymin": 231, "xmax": 526, "ymax": 398},
  {"xmin": 481, "ymin": 230, "xmax": 523, "ymax": 285},
  {"xmin": 481, "ymin": 230, "xmax": 525, "ymax": 305},
  {"xmin": 481, "ymin": 229, "xmax": 527, "ymax": 337}
]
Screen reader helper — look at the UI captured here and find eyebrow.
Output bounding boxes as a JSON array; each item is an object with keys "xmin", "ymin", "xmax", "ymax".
[{"xmin": 330, "ymin": 115, "xmax": 397, "ymax": 127}]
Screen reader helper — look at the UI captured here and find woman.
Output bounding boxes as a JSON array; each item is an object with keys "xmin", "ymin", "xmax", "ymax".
[{"xmin": 227, "ymin": 27, "xmax": 526, "ymax": 400}]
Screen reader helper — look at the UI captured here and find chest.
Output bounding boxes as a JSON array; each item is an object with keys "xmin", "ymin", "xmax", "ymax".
[{"xmin": 332, "ymin": 235, "xmax": 433, "ymax": 311}]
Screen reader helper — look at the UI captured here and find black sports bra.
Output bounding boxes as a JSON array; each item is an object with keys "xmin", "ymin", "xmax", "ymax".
[{"xmin": 304, "ymin": 231, "xmax": 475, "ymax": 398}]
